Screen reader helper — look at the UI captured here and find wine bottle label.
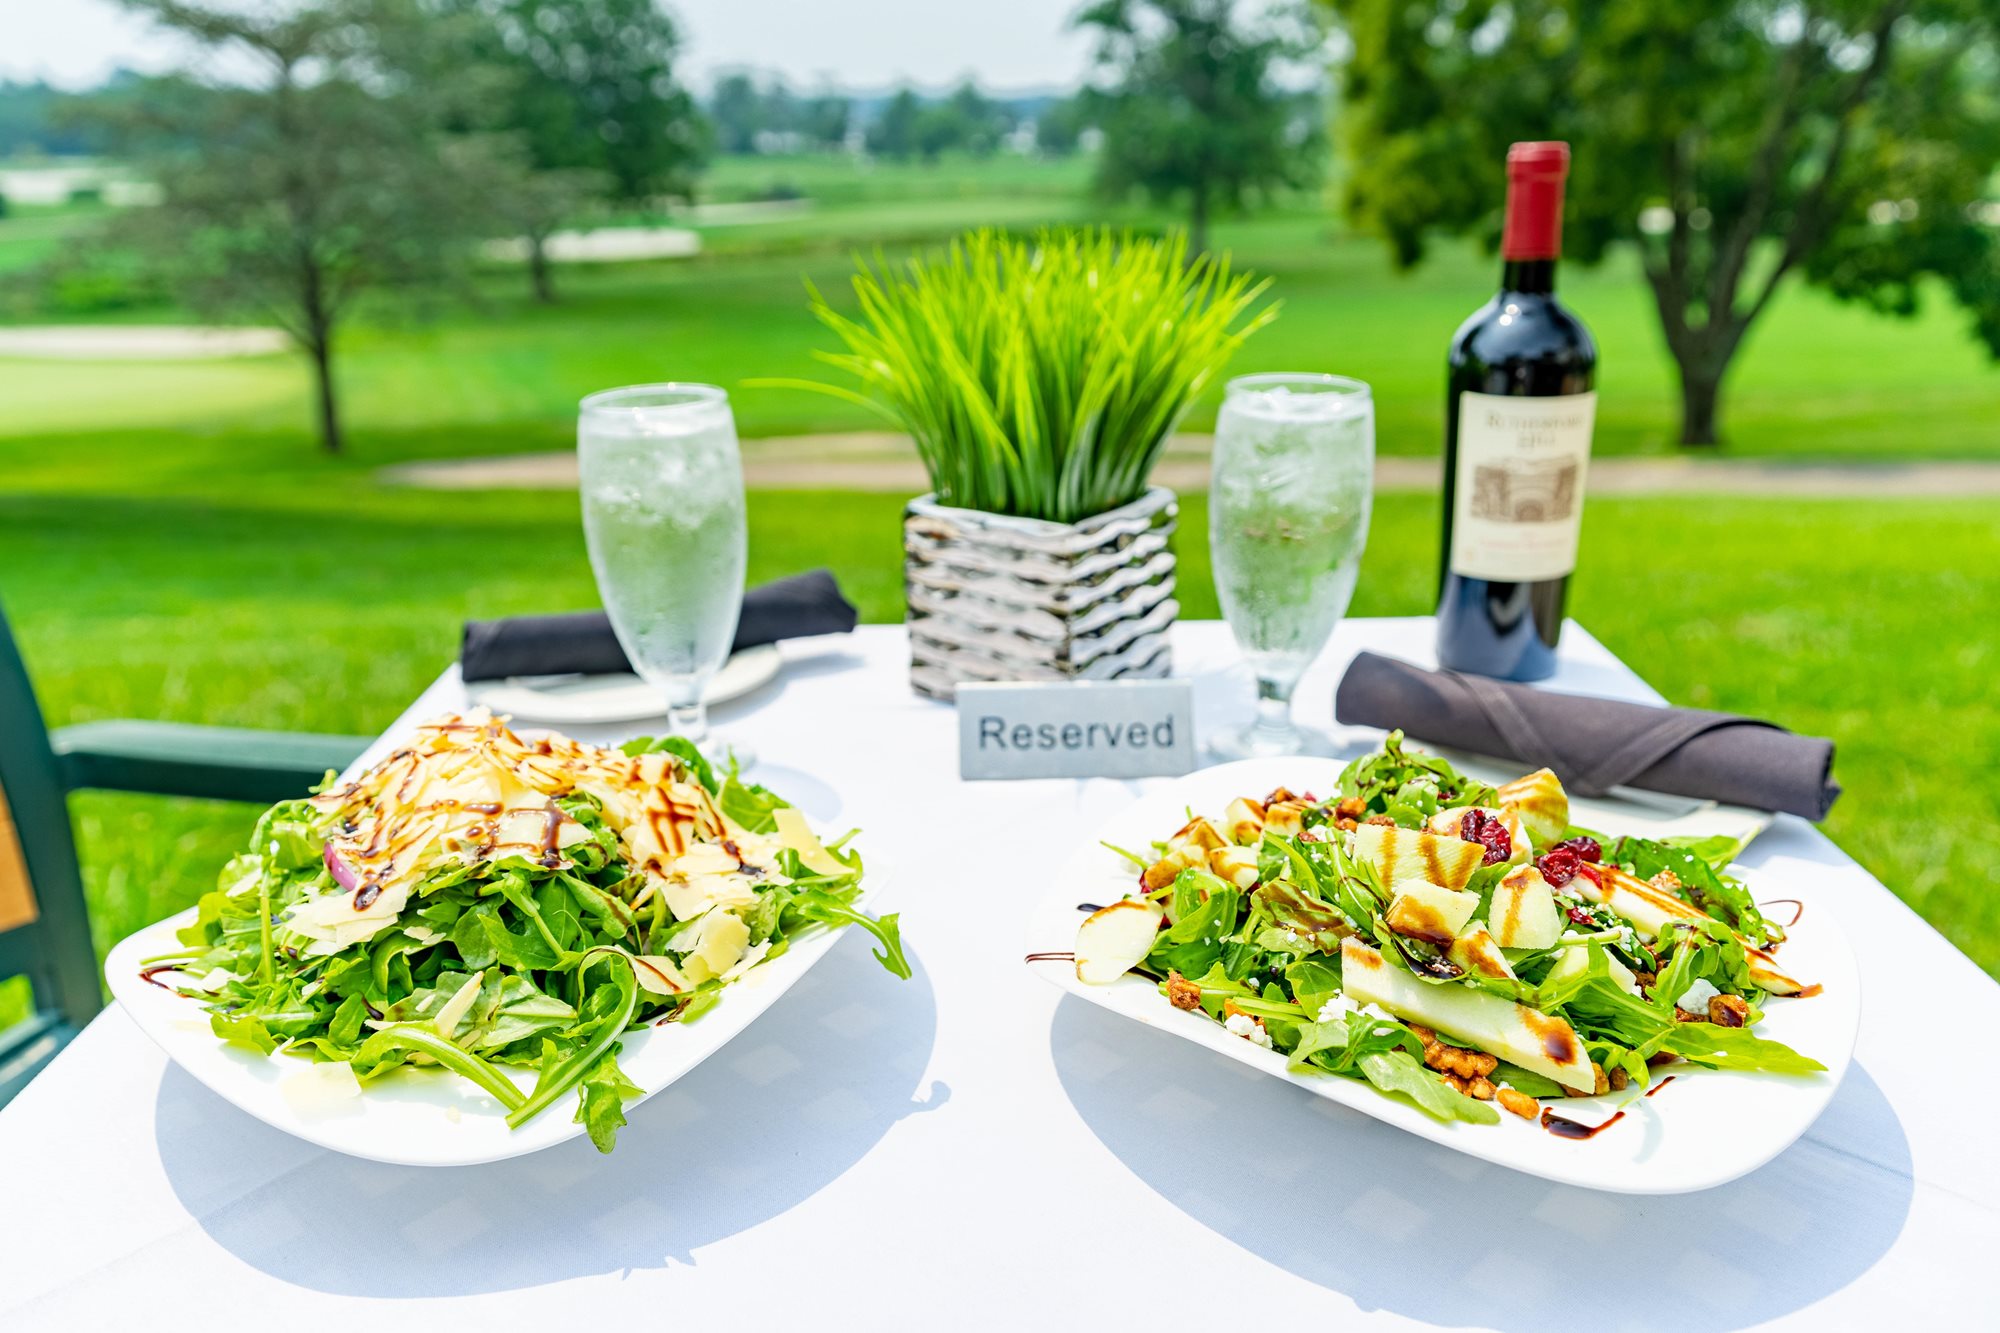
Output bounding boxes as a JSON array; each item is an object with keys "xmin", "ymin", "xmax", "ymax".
[{"xmin": 1450, "ymin": 390, "xmax": 1596, "ymax": 581}]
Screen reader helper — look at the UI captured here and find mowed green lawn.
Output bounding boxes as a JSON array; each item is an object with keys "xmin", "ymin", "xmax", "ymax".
[{"xmin": 2, "ymin": 153, "xmax": 1996, "ymax": 458}]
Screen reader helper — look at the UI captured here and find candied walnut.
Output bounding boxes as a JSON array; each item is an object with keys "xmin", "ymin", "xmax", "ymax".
[
  {"xmin": 1708, "ymin": 994, "xmax": 1751, "ymax": 1028},
  {"xmin": 1262, "ymin": 786, "xmax": 1298, "ymax": 806},
  {"xmin": 1334, "ymin": 796, "xmax": 1366, "ymax": 821},
  {"xmin": 1334, "ymin": 817, "xmax": 1358, "ymax": 832},
  {"xmin": 1496, "ymin": 1087, "xmax": 1540, "ymax": 1120},
  {"xmin": 1415, "ymin": 1025, "xmax": 1499, "ymax": 1081},
  {"xmin": 1649, "ymin": 868, "xmax": 1684, "ymax": 894},
  {"xmin": 1466, "ymin": 1076, "xmax": 1496, "ymax": 1101},
  {"xmin": 1608, "ymin": 1066, "xmax": 1630, "ymax": 1092},
  {"xmin": 1633, "ymin": 970, "xmax": 1658, "ymax": 992},
  {"xmin": 1141, "ymin": 856, "xmax": 1184, "ymax": 891},
  {"xmin": 1591, "ymin": 1062, "xmax": 1610, "ymax": 1095},
  {"xmin": 1365, "ymin": 814, "xmax": 1398, "ymax": 827},
  {"xmin": 1165, "ymin": 971, "xmax": 1202, "ymax": 1011}
]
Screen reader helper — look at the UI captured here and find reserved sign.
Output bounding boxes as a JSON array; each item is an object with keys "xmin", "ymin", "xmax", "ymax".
[{"xmin": 956, "ymin": 679, "xmax": 1196, "ymax": 780}]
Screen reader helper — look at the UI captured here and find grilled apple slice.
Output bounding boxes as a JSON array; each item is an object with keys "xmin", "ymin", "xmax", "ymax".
[
  {"xmin": 1495, "ymin": 768, "xmax": 1569, "ymax": 846},
  {"xmin": 1074, "ymin": 899, "xmax": 1165, "ymax": 984},
  {"xmin": 1448, "ymin": 923, "xmax": 1517, "ymax": 980},
  {"xmin": 1352, "ymin": 822, "xmax": 1485, "ymax": 890},
  {"xmin": 1489, "ymin": 866, "xmax": 1562, "ymax": 950},
  {"xmin": 1342, "ymin": 939, "xmax": 1596, "ymax": 1093},
  {"xmin": 1384, "ymin": 880, "xmax": 1479, "ymax": 946}
]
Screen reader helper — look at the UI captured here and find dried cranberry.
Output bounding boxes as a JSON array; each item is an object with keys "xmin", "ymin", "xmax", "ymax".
[
  {"xmin": 1566, "ymin": 904, "xmax": 1597, "ymax": 926},
  {"xmin": 1554, "ymin": 835, "xmax": 1602, "ymax": 864},
  {"xmin": 1458, "ymin": 810, "xmax": 1512, "ymax": 866},
  {"xmin": 1536, "ymin": 846, "xmax": 1582, "ymax": 887}
]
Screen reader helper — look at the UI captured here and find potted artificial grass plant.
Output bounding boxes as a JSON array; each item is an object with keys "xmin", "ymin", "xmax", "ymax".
[{"xmin": 792, "ymin": 228, "xmax": 1275, "ymax": 698}]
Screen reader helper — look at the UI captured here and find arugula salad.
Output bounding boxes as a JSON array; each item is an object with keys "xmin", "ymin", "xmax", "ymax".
[
  {"xmin": 1074, "ymin": 732, "xmax": 1822, "ymax": 1128},
  {"xmin": 144, "ymin": 712, "xmax": 907, "ymax": 1152}
]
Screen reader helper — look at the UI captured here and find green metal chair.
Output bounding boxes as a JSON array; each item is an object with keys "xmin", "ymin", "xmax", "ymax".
[{"xmin": 0, "ymin": 598, "xmax": 372, "ymax": 1106}]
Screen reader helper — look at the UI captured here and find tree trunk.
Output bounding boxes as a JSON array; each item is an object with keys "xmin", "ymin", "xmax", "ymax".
[
  {"xmin": 1188, "ymin": 183, "xmax": 1210, "ymax": 257},
  {"xmin": 1676, "ymin": 360, "xmax": 1723, "ymax": 447},
  {"xmin": 309, "ymin": 330, "xmax": 342, "ymax": 454},
  {"xmin": 528, "ymin": 234, "xmax": 556, "ymax": 304}
]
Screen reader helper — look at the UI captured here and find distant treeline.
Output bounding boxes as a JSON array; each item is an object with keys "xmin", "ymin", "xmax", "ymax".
[
  {"xmin": 703, "ymin": 72, "xmax": 1091, "ymax": 159},
  {"xmin": 0, "ymin": 70, "xmax": 1090, "ymax": 164}
]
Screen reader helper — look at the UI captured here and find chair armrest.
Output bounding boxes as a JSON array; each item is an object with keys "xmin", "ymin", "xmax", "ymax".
[{"xmin": 49, "ymin": 721, "xmax": 371, "ymax": 805}]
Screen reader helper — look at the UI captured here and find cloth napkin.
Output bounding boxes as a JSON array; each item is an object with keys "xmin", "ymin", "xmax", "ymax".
[
  {"xmin": 460, "ymin": 569, "xmax": 858, "ymax": 682},
  {"xmin": 1333, "ymin": 651, "xmax": 1840, "ymax": 820}
]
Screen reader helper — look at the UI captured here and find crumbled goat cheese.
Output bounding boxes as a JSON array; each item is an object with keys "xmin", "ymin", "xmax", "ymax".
[
  {"xmin": 1224, "ymin": 1012, "xmax": 1274, "ymax": 1049},
  {"xmin": 1675, "ymin": 978, "xmax": 1722, "ymax": 1015}
]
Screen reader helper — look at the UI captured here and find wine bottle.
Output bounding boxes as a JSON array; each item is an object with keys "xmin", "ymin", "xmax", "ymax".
[{"xmin": 1436, "ymin": 141, "xmax": 1597, "ymax": 681}]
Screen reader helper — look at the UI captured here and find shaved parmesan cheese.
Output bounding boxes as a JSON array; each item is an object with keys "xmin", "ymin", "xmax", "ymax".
[
  {"xmin": 682, "ymin": 909, "xmax": 751, "ymax": 984},
  {"xmin": 434, "ymin": 970, "xmax": 485, "ymax": 1038},
  {"xmin": 774, "ymin": 806, "xmax": 850, "ymax": 878},
  {"xmin": 282, "ymin": 881, "xmax": 412, "ymax": 949},
  {"xmin": 721, "ymin": 940, "xmax": 772, "ymax": 983},
  {"xmin": 632, "ymin": 955, "xmax": 689, "ymax": 996},
  {"xmin": 661, "ymin": 872, "xmax": 759, "ymax": 922}
]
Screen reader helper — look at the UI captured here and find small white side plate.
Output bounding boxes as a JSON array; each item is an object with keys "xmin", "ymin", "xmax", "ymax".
[
  {"xmin": 108, "ymin": 870, "xmax": 883, "ymax": 1167},
  {"xmin": 1026, "ymin": 758, "xmax": 1859, "ymax": 1195},
  {"xmin": 466, "ymin": 643, "xmax": 782, "ymax": 725}
]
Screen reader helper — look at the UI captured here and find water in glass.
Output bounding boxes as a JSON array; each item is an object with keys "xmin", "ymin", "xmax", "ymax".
[
  {"xmin": 578, "ymin": 384, "xmax": 746, "ymax": 747},
  {"xmin": 1209, "ymin": 373, "xmax": 1374, "ymax": 758}
]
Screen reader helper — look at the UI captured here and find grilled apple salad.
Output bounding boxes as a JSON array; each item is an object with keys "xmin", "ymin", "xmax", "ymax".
[
  {"xmin": 1077, "ymin": 732, "xmax": 1821, "ymax": 1128},
  {"xmin": 144, "ymin": 712, "xmax": 906, "ymax": 1151}
]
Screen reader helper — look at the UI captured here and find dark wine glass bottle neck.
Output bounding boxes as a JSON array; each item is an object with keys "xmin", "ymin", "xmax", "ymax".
[{"xmin": 1500, "ymin": 257, "xmax": 1556, "ymax": 295}]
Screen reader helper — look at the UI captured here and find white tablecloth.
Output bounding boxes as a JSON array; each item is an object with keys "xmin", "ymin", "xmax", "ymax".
[{"xmin": 3, "ymin": 619, "xmax": 1993, "ymax": 1330}]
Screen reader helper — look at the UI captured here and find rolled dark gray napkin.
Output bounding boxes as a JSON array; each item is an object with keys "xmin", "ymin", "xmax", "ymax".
[
  {"xmin": 461, "ymin": 569, "xmax": 858, "ymax": 682},
  {"xmin": 1333, "ymin": 651, "xmax": 1840, "ymax": 820}
]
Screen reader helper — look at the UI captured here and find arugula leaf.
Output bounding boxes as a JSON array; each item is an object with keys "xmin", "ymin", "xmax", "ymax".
[
  {"xmin": 574, "ymin": 1045, "xmax": 645, "ymax": 1153},
  {"xmin": 1358, "ymin": 1050, "xmax": 1501, "ymax": 1124},
  {"xmin": 211, "ymin": 1011, "xmax": 279, "ymax": 1056},
  {"xmin": 720, "ymin": 774, "xmax": 790, "ymax": 832},
  {"xmin": 784, "ymin": 889, "xmax": 912, "ymax": 979}
]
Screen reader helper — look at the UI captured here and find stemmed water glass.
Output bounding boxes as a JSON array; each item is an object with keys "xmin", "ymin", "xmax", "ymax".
[
  {"xmin": 1208, "ymin": 372, "xmax": 1375, "ymax": 760},
  {"xmin": 578, "ymin": 383, "xmax": 749, "ymax": 760}
]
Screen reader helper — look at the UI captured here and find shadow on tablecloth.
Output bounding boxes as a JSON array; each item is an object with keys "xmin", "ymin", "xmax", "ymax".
[
  {"xmin": 1051, "ymin": 995, "xmax": 1911, "ymax": 1331},
  {"xmin": 151, "ymin": 930, "xmax": 942, "ymax": 1296}
]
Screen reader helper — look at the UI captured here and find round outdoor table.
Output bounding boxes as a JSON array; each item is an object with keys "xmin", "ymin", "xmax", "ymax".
[{"xmin": 1, "ymin": 619, "xmax": 1988, "ymax": 1329}]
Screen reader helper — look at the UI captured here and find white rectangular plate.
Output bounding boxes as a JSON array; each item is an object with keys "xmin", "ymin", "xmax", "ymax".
[
  {"xmin": 108, "ymin": 863, "xmax": 881, "ymax": 1168},
  {"xmin": 1026, "ymin": 758, "xmax": 1860, "ymax": 1195}
]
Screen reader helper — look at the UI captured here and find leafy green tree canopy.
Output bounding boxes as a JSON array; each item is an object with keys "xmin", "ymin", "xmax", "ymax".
[
  {"xmin": 449, "ymin": 0, "xmax": 705, "ymax": 205},
  {"xmin": 1077, "ymin": 0, "xmax": 1327, "ymax": 253},
  {"xmin": 96, "ymin": 0, "xmax": 487, "ymax": 453},
  {"xmin": 1324, "ymin": 0, "xmax": 2000, "ymax": 446}
]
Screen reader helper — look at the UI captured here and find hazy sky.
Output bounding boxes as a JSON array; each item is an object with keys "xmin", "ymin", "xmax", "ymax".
[{"xmin": 1, "ymin": 0, "xmax": 1100, "ymax": 92}]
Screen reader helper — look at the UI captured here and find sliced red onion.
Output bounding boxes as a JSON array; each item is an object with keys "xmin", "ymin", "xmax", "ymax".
[{"xmin": 324, "ymin": 842, "xmax": 361, "ymax": 893}]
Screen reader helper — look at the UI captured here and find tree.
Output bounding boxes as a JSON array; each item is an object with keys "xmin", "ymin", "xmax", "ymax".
[
  {"xmin": 867, "ymin": 87, "xmax": 923, "ymax": 161},
  {"xmin": 710, "ymin": 71, "xmax": 761, "ymax": 154},
  {"xmin": 1035, "ymin": 94, "xmax": 1090, "ymax": 157},
  {"xmin": 804, "ymin": 89, "xmax": 852, "ymax": 150},
  {"xmin": 94, "ymin": 1, "xmax": 483, "ymax": 454},
  {"xmin": 1323, "ymin": 1, "xmax": 2000, "ymax": 447},
  {"xmin": 446, "ymin": 0, "xmax": 704, "ymax": 299},
  {"xmin": 1076, "ymin": 0, "xmax": 1326, "ymax": 253}
]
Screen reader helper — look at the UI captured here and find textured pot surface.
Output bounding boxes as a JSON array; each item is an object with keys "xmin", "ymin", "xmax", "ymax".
[{"xmin": 904, "ymin": 487, "xmax": 1179, "ymax": 700}]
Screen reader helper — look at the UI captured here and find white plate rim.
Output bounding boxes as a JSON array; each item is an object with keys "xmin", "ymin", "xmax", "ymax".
[
  {"xmin": 465, "ymin": 642, "xmax": 783, "ymax": 724},
  {"xmin": 1026, "ymin": 757, "xmax": 1861, "ymax": 1195},
  {"xmin": 107, "ymin": 867, "xmax": 886, "ymax": 1168}
]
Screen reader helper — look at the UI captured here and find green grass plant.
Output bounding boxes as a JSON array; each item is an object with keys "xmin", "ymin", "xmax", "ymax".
[{"xmin": 775, "ymin": 227, "xmax": 1276, "ymax": 521}]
